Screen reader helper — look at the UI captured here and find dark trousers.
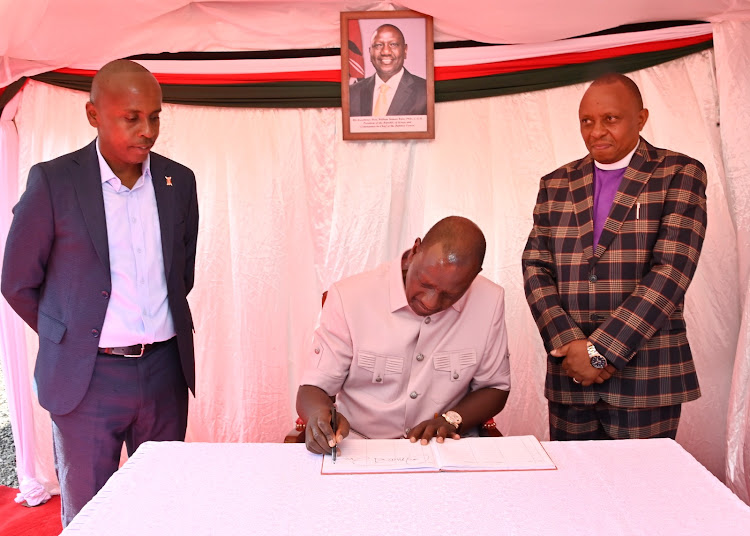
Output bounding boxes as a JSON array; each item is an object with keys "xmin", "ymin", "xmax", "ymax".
[
  {"xmin": 51, "ymin": 337, "xmax": 188, "ymax": 527},
  {"xmin": 548, "ymin": 400, "xmax": 681, "ymax": 441}
]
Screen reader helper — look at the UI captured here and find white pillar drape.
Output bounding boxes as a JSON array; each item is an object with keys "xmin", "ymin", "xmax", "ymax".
[
  {"xmin": 1, "ymin": 47, "xmax": 746, "ymax": 505},
  {"xmin": 714, "ymin": 20, "xmax": 750, "ymax": 505},
  {"xmin": 0, "ymin": 91, "xmax": 51, "ymax": 505}
]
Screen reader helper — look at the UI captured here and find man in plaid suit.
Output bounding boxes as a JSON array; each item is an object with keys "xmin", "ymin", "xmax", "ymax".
[{"xmin": 522, "ymin": 73, "xmax": 707, "ymax": 440}]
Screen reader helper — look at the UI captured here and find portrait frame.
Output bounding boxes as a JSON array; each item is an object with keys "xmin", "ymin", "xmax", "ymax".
[{"xmin": 341, "ymin": 10, "xmax": 435, "ymax": 141}]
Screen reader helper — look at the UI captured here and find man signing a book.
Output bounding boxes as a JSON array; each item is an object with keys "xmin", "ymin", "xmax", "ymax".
[{"xmin": 296, "ymin": 216, "xmax": 511, "ymax": 455}]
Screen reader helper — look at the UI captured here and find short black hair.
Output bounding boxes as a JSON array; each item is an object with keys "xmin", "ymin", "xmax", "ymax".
[
  {"xmin": 371, "ymin": 24, "xmax": 406, "ymax": 45},
  {"xmin": 589, "ymin": 72, "xmax": 644, "ymax": 109}
]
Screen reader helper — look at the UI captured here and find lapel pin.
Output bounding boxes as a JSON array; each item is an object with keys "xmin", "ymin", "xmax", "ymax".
[{"xmin": 165, "ymin": 176, "xmax": 173, "ymax": 187}]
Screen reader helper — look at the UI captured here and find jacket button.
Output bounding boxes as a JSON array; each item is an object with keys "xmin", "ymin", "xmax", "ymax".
[
  {"xmin": 589, "ymin": 274, "xmax": 598, "ymax": 283},
  {"xmin": 416, "ymin": 353, "xmax": 424, "ymax": 362},
  {"xmin": 424, "ymin": 317, "xmax": 431, "ymax": 324},
  {"xmin": 91, "ymin": 329, "xmax": 100, "ymax": 338},
  {"xmin": 410, "ymin": 391, "xmax": 418, "ymax": 399},
  {"xmin": 101, "ymin": 291, "xmax": 109, "ymax": 298}
]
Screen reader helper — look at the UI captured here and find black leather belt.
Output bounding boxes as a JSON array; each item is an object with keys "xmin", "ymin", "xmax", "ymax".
[{"xmin": 98, "ymin": 338, "xmax": 172, "ymax": 358}]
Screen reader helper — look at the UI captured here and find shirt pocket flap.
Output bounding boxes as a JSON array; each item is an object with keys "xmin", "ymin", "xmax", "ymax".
[
  {"xmin": 357, "ymin": 351, "xmax": 403, "ymax": 384},
  {"xmin": 433, "ymin": 349, "xmax": 477, "ymax": 382}
]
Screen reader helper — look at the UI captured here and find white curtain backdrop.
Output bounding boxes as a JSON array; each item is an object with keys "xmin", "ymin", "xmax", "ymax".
[
  {"xmin": 1, "ymin": 47, "xmax": 747, "ymax": 502},
  {"xmin": 0, "ymin": 94, "xmax": 52, "ymax": 505},
  {"xmin": 714, "ymin": 20, "xmax": 750, "ymax": 504}
]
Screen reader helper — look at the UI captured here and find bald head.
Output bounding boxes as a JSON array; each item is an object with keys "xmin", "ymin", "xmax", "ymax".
[
  {"xmin": 85, "ymin": 59, "xmax": 163, "ymax": 182},
  {"xmin": 421, "ymin": 216, "xmax": 486, "ymax": 273},
  {"xmin": 90, "ymin": 59, "xmax": 160, "ymax": 105},
  {"xmin": 401, "ymin": 216, "xmax": 486, "ymax": 316}
]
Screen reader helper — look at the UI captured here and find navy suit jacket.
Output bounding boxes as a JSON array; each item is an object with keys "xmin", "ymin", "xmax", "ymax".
[
  {"xmin": 349, "ymin": 68, "xmax": 427, "ymax": 116},
  {"xmin": 1, "ymin": 140, "xmax": 199, "ymax": 415}
]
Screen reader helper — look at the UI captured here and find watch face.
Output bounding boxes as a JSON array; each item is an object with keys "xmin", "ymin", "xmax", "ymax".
[
  {"xmin": 590, "ymin": 354, "xmax": 607, "ymax": 369},
  {"xmin": 443, "ymin": 411, "xmax": 462, "ymax": 428}
]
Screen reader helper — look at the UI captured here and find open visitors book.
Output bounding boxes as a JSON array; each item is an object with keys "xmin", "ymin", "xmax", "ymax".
[{"xmin": 322, "ymin": 435, "xmax": 556, "ymax": 474}]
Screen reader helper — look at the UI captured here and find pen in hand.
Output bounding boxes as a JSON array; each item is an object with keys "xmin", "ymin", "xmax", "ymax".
[{"xmin": 331, "ymin": 406, "xmax": 337, "ymax": 463}]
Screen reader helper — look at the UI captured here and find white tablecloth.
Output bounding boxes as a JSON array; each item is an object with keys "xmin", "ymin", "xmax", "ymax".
[{"xmin": 62, "ymin": 438, "xmax": 750, "ymax": 535}]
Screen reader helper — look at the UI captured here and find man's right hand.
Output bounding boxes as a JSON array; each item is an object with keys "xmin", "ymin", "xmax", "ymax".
[
  {"xmin": 304, "ymin": 408, "xmax": 350, "ymax": 455},
  {"xmin": 596, "ymin": 364, "xmax": 617, "ymax": 383}
]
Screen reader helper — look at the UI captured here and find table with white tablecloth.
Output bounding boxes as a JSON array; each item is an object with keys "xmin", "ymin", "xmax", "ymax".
[{"xmin": 62, "ymin": 438, "xmax": 750, "ymax": 535}]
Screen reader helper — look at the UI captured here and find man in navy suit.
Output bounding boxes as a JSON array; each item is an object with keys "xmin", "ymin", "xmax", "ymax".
[
  {"xmin": 349, "ymin": 23, "xmax": 427, "ymax": 116},
  {"xmin": 1, "ymin": 59, "xmax": 199, "ymax": 526}
]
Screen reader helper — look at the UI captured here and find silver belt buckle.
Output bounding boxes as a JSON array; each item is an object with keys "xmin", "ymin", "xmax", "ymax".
[{"xmin": 125, "ymin": 344, "xmax": 146, "ymax": 358}]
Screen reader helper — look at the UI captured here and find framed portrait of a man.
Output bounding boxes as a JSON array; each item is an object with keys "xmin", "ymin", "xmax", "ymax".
[{"xmin": 341, "ymin": 10, "xmax": 435, "ymax": 140}]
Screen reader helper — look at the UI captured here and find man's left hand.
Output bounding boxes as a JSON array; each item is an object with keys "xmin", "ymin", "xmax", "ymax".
[{"xmin": 407, "ymin": 416, "xmax": 460, "ymax": 445}]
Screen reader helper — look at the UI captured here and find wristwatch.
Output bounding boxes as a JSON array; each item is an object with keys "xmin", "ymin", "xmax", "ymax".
[
  {"xmin": 587, "ymin": 341, "xmax": 608, "ymax": 369},
  {"xmin": 441, "ymin": 410, "xmax": 462, "ymax": 430}
]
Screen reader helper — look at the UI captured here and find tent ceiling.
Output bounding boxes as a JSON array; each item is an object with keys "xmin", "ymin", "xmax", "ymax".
[{"xmin": 1, "ymin": 1, "xmax": 749, "ymax": 87}]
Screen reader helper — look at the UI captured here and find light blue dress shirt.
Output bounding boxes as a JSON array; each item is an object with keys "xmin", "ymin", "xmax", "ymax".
[{"xmin": 96, "ymin": 140, "xmax": 175, "ymax": 347}]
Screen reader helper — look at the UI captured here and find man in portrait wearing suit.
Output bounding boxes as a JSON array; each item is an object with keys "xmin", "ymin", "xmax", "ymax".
[
  {"xmin": 2, "ymin": 59, "xmax": 199, "ymax": 526},
  {"xmin": 522, "ymin": 73, "xmax": 707, "ymax": 441},
  {"xmin": 349, "ymin": 23, "xmax": 427, "ymax": 117}
]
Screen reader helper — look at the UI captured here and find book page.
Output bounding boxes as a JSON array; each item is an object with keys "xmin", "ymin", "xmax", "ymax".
[
  {"xmin": 434, "ymin": 435, "xmax": 556, "ymax": 471},
  {"xmin": 321, "ymin": 439, "xmax": 438, "ymax": 474}
]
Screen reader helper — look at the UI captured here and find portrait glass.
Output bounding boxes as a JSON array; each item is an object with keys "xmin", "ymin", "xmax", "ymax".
[{"xmin": 341, "ymin": 10, "xmax": 435, "ymax": 140}]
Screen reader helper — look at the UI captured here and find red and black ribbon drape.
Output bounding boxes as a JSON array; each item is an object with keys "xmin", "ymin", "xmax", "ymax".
[{"xmin": 0, "ymin": 25, "xmax": 713, "ymax": 112}]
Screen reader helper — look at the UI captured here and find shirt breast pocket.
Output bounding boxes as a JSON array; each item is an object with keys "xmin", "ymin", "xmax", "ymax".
[
  {"xmin": 431, "ymin": 349, "xmax": 477, "ymax": 405},
  {"xmin": 356, "ymin": 351, "xmax": 404, "ymax": 403}
]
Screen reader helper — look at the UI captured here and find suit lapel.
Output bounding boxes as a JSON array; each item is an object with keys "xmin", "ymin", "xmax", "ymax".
[
  {"xmin": 150, "ymin": 154, "xmax": 175, "ymax": 281},
  {"xmin": 595, "ymin": 139, "xmax": 658, "ymax": 255},
  {"xmin": 72, "ymin": 141, "xmax": 110, "ymax": 269},
  {"xmin": 569, "ymin": 158, "xmax": 596, "ymax": 265},
  {"xmin": 362, "ymin": 77, "xmax": 375, "ymax": 115},
  {"xmin": 388, "ymin": 70, "xmax": 413, "ymax": 115}
]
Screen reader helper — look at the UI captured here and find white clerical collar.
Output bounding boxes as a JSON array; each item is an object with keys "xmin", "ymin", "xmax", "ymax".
[{"xmin": 594, "ymin": 143, "xmax": 638, "ymax": 170}]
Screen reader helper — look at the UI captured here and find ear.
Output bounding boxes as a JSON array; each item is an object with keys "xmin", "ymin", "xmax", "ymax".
[
  {"xmin": 85, "ymin": 101, "xmax": 99, "ymax": 128},
  {"xmin": 637, "ymin": 108, "xmax": 649, "ymax": 131},
  {"xmin": 402, "ymin": 238, "xmax": 421, "ymax": 271}
]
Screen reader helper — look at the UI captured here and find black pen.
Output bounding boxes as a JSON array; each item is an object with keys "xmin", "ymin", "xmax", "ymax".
[{"xmin": 330, "ymin": 406, "xmax": 337, "ymax": 463}]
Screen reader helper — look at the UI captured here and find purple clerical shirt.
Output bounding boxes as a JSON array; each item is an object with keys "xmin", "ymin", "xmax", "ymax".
[{"xmin": 592, "ymin": 166, "xmax": 627, "ymax": 249}]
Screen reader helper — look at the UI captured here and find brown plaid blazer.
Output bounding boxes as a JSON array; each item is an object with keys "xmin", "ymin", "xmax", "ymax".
[{"xmin": 522, "ymin": 138, "xmax": 707, "ymax": 408}]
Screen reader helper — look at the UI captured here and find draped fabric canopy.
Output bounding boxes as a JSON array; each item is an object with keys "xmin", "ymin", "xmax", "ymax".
[
  {"xmin": 0, "ymin": 0, "xmax": 749, "ymax": 509},
  {"xmin": 11, "ymin": 24, "xmax": 714, "ymax": 110},
  {"xmin": 2, "ymin": 0, "xmax": 750, "ymax": 87}
]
